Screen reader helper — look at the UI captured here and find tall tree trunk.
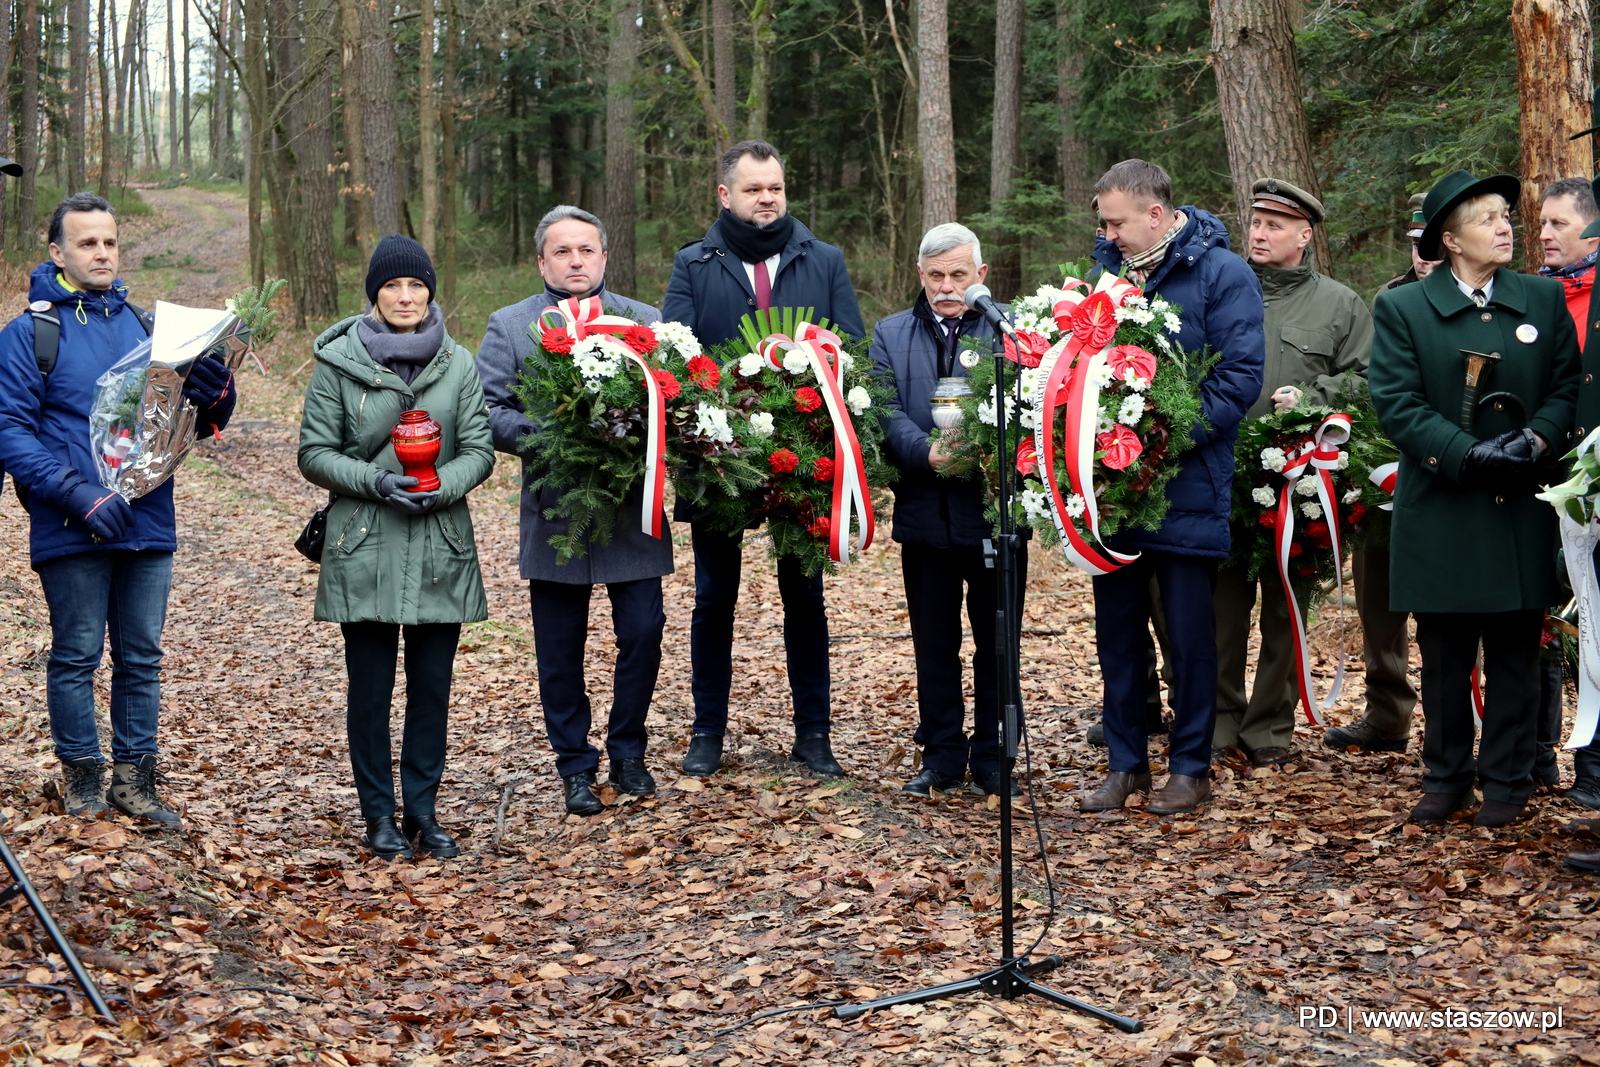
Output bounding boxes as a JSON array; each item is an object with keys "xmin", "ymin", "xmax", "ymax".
[
  {"xmin": 745, "ymin": 0, "xmax": 774, "ymax": 140},
  {"xmin": 360, "ymin": 0, "xmax": 401, "ymax": 236},
  {"xmin": 68, "ymin": 0, "xmax": 89, "ymax": 190},
  {"xmin": 166, "ymin": 0, "xmax": 176, "ymax": 172},
  {"xmin": 1208, "ymin": 0, "xmax": 1330, "ymax": 272},
  {"xmin": 97, "ymin": 0, "xmax": 111, "ymax": 195},
  {"xmin": 183, "ymin": 0, "xmax": 192, "ymax": 171},
  {"xmin": 210, "ymin": 0, "xmax": 225, "ymax": 171},
  {"xmin": 338, "ymin": 0, "xmax": 375, "ymax": 268},
  {"xmin": 266, "ymin": 0, "xmax": 306, "ymax": 324},
  {"xmin": 1057, "ymin": 1, "xmax": 1092, "ymax": 221},
  {"xmin": 916, "ymin": 0, "xmax": 955, "ymax": 232},
  {"xmin": 712, "ymin": 0, "xmax": 735, "ymax": 135},
  {"xmin": 0, "ymin": 0, "xmax": 11, "ymax": 247},
  {"xmin": 1512, "ymin": 0, "xmax": 1594, "ymax": 269},
  {"xmin": 653, "ymin": 0, "xmax": 730, "ymax": 157},
  {"xmin": 18, "ymin": 0, "xmax": 40, "ymax": 246},
  {"xmin": 440, "ymin": 0, "xmax": 459, "ymax": 323},
  {"xmin": 418, "ymin": 0, "xmax": 437, "ymax": 255},
  {"xmin": 987, "ymin": 0, "xmax": 1023, "ymax": 299},
  {"xmin": 243, "ymin": 0, "xmax": 267, "ymax": 285},
  {"xmin": 605, "ymin": 0, "xmax": 638, "ymax": 296},
  {"xmin": 583, "ymin": 113, "xmax": 604, "ymax": 214},
  {"xmin": 297, "ymin": 2, "xmax": 340, "ymax": 318}
]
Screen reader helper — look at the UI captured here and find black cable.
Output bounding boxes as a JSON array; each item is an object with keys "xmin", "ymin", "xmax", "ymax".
[
  {"xmin": 0, "ymin": 979, "xmax": 82, "ymax": 998},
  {"xmin": 1016, "ymin": 712, "xmax": 1059, "ymax": 959},
  {"xmin": 710, "ymin": 1000, "xmax": 850, "ymax": 1039}
]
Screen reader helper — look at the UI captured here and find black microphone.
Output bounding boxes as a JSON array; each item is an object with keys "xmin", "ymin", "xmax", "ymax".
[{"xmin": 963, "ymin": 283, "xmax": 1017, "ymax": 338}]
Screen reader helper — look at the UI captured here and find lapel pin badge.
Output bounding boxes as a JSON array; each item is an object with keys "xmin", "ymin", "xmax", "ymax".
[{"xmin": 1516, "ymin": 324, "xmax": 1538, "ymax": 344}]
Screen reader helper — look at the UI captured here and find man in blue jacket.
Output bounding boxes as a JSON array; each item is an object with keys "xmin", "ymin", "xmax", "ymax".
[
  {"xmin": 0, "ymin": 192, "xmax": 236, "ymax": 827},
  {"xmin": 1078, "ymin": 160, "xmax": 1265, "ymax": 816},
  {"xmin": 662, "ymin": 140, "xmax": 865, "ymax": 778}
]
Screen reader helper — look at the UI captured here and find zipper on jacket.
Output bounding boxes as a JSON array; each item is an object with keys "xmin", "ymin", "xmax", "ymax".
[{"xmin": 334, "ymin": 503, "xmax": 364, "ymax": 552}]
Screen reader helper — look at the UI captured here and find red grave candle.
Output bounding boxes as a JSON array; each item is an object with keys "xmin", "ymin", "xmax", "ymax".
[{"xmin": 391, "ymin": 410, "xmax": 442, "ymax": 492}]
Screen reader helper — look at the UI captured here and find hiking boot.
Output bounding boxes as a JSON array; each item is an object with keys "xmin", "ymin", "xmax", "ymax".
[
  {"xmin": 106, "ymin": 755, "xmax": 181, "ymax": 828},
  {"xmin": 61, "ymin": 756, "xmax": 108, "ymax": 817}
]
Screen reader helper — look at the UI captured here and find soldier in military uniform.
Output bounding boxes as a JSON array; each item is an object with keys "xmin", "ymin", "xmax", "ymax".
[
  {"xmin": 1212, "ymin": 179, "xmax": 1370, "ymax": 766},
  {"xmin": 1377, "ymin": 193, "xmax": 1441, "ymax": 296}
]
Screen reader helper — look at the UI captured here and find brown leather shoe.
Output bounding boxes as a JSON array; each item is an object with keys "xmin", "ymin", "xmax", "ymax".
[
  {"xmin": 1562, "ymin": 817, "xmax": 1600, "ymax": 835},
  {"xmin": 1079, "ymin": 771, "xmax": 1152, "ymax": 813},
  {"xmin": 1249, "ymin": 746, "xmax": 1294, "ymax": 769},
  {"xmin": 1567, "ymin": 850, "xmax": 1600, "ymax": 871},
  {"xmin": 1408, "ymin": 792, "xmax": 1466, "ymax": 823},
  {"xmin": 1147, "ymin": 774, "xmax": 1210, "ymax": 814},
  {"xmin": 1472, "ymin": 799, "xmax": 1526, "ymax": 829}
]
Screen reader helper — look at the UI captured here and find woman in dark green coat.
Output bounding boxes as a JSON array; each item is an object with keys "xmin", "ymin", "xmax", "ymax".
[
  {"xmin": 298, "ymin": 236, "xmax": 495, "ymax": 860},
  {"xmin": 1369, "ymin": 171, "xmax": 1580, "ymax": 828}
]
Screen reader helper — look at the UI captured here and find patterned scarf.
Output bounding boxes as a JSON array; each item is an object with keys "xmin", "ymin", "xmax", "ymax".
[
  {"xmin": 1539, "ymin": 249, "xmax": 1598, "ymax": 280},
  {"xmin": 1120, "ymin": 210, "xmax": 1188, "ymax": 287}
]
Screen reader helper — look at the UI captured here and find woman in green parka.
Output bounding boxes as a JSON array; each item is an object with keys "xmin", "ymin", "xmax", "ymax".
[
  {"xmin": 1369, "ymin": 172, "xmax": 1580, "ymax": 830},
  {"xmin": 297, "ymin": 236, "xmax": 495, "ymax": 860}
]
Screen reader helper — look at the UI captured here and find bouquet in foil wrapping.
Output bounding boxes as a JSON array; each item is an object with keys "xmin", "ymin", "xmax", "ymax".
[{"xmin": 88, "ymin": 281, "xmax": 283, "ymax": 499}]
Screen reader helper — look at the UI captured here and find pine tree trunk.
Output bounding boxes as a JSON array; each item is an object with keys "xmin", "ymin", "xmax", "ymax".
[
  {"xmin": 1057, "ymin": 2, "xmax": 1092, "ymax": 217},
  {"xmin": 653, "ymin": 0, "xmax": 730, "ymax": 156},
  {"xmin": 183, "ymin": 0, "xmax": 191, "ymax": 171},
  {"xmin": 440, "ymin": 0, "xmax": 459, "ymax": 323},
  {"xmin": 243, "ymin": 0, "xmax": 267, "ymax": 286},
  {"xmin": 266, "ymin": 0, "xmax": 305, "ymax": 324},
  {"xmin": 209, "ymin": 0, "xmax": 224, "ymax": 172},
  {"xmin": 360, "ymin": 0, "xmax": 401, "ymax": 236},
  {"xmin": 338, "ymin": 0, "xmax": 375, "ymax": 269},
  {"xmin": 97, "ymin": 0, "xmax": 111, "ymax": 195},
  {"xmin": 296, "ymin": 1, "xmax": 339, "ymax": 319},
  {"xmin": 583, "ymin": 113, "xmax": 604, "ymax": 214},
  {"xmin": 17, "ymin": 0, "xmax": 39, "ymax": 246},
  {"xmin": 67, "ymin": 0, "xmax": 89, "ymax": 191},
  {"xmin": 606, "ymin": 0, "xmax": 638, "ymax": 296},
  {"xmin": 0, "ymin": 0, "xmax": 11, "ymax": 249},
  {"xmin": 1209, "ymin": 0, "xmax": 1330, "ymax": 271},
  {"xmin": 987, "ymin": 0, "xmax": 1023, "ymax": 299},
  {"xmin": 712, "ymin": 0, "xmax": 735, "ymax": 136},
  {"xmin": 746, "ymin": 0, "xmax": 774, "ymax": 141},
  {"xmin": 1512, "ymin": 0, "xmax": 1595, "ymax": 269},
  {"xmin": 166, "ymin": 0, "xmax": 176, "ymax": 173},
  {"xmin": 418, "ymin": 0, "xmax": 437, "ymax": 255},
  {"xmin": 917, "ymin": 0, "xmax": 955, "ymax": 233}
]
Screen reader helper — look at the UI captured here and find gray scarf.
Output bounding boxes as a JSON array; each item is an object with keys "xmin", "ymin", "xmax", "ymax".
[{"xmin": 358, "ymin": 302, "xmax": 446, "ymax": 385}]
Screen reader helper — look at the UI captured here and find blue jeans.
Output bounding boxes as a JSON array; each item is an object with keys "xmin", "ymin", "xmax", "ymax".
[{"xmin": 36, "ymin": 549, "xmax": 173, "ymax": 763}]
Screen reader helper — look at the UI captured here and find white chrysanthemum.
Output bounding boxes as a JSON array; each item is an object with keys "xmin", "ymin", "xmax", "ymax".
[
  {"xmin": 649, "ymin": 320, "xmax": 702, "ymax": 359},
  {"xmin": 835, "ymin": 349, "xmax": 855, "ymax": 374},
  {"xmin": 1097, "ymin": 415, "xmax": 1115, "ymax": 434},
  {"xmin": 1342, "ymin": 487, "xmax": 1362, "ymax": 504},
  {"xmin": 1251, "ymin": 486, "xmax": 1277, "ymax": 507},
  {"xmin": 573, "ymin": 337, "xmax": 624, "ymax": 391},
  {"xmin": 1117, "ymin": 394, "xmax": 1146, "ymax": 426},
  {"xmin": 1295, "ymin": 477, "xmax": 1319, "ymax": 498},
  {"xmin": 1019, "ymin": 404, "xmax": 1040, "ymax": 431},
  {"xmin": 1019, "ymin": 486, "xmax": 1053, "ymax": 524},
  {"xmin": 1121, "ymin": 367, "xmax": 1150, "ymax": 392},
  {"xmin": 1090, "ymin": 363, "xmax": 1115, "ymax": 388},
  {"xmin": 978, "ymin": 399, "xmax": 998, "ymax": 426},
  {"xmin": 846, "ymin": 385, "xmax": 872, "ymax": 415},
  {"xmin": 748, "ymin": 411, "xmax": 775, "ymax": 436},
  {"xmin": 1334, "ymin": 451, "xmax": 1350, "ymax": 470},
  {"xmin": 694, "ymin": 401, "xmax": 734, "ymax": 444},
  {"xmin": 1116, "ymin": 304, "xmax": 1154, "ymax": 326},
  {"xmin": 1123, "ymin": 294, "xmax": 1149, "ymax": 309},
  {"xmin": 1163, "ymin": 312, "xmax": 1182, "ymax": 335},
  {"xmin": 1065, "ymin": 494, "xmax": 1087, "ymax": 519},
  {"xmin": 737, "ymin": 352, "xmax": 765, "ymax": 377},
  {"xmin": 1301, "ymin": 501, "xmax": 1323, "ymax": 520},
  {"xmin": 1154, "ymin": 333, "xmax": 1174, "ymax": 354},
  {"xmin": 1260, "ymin": 448, "xmax": 1287, "ymax": 473},
  {"xmin": 782, "ymin": 351, "xmax": 810, "ymax": 375},
  {"xmin": 1017, "ymin": 369, "xmax": 1040, "ymax": 401}
]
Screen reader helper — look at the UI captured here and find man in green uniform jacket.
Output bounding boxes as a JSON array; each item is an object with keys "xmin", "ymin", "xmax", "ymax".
[{"xmin": 1214, "ymin": 179, "xmax": 1369, "ymax": 766}]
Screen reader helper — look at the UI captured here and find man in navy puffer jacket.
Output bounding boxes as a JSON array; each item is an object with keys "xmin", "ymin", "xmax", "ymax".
[
  {"xmin": 0, "ymin": 193, "xmax": 236, "ymax": 827},
  {"xmin": 1078, "ymin": 160, "xmax": 1264, "ymax": 817}
]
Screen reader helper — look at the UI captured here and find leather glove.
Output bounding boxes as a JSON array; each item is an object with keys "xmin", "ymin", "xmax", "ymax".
[
  {"xmin": 374, "ymin": 471, "xmax": 440, "ymax": 516},
  {"xmin": 55, "ymin": 471, "xmax": 135, "ymax": 541},
  {"xmin": 1460, "ymin": 429, "xmax": 1538, "ymax": 491},
  {"xmin": 182, "ymin": 355, "xmax": 237, "ymax": 438}
]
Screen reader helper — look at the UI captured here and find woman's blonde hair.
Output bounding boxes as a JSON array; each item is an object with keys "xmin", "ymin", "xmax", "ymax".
[{"xmin": 1441, "ymin": 193, "xmax": 1510, "ymax": 248}]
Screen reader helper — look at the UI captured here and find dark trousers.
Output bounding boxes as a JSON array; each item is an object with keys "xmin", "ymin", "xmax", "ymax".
[
  {"xmin": 1415, "ymin": 610, "xmax": 1542, "ymax": 805},
  {"xmin": 1536, "ymin": 646, "xmax": 1563, "ymax": 784},
  {"xmin": 341, "ymin": 621, "xmax": 461, "ymax": 821},
  {"xmin": 531, "ymin": 577, "xmax": 664, "ymax": 778},
  {"xmin": 901, "ymin": 541, "xmax": 1027, "ymax": 778},
  {"xmin": 1095, "ymin": 552, "xmax": 1219, "ymax": 779},
  {"xmin": 688, "ymin": 520, "xmax": 830, "ymax": 737}
]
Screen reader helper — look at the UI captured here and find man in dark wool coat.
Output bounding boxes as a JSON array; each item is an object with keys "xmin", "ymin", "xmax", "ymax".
[
  {"xmin": 661, "ymin": 140, "xmax": 865, "ymax": 780},
  {"xmin": 1077, "ymin": 159, "xmax": 1265, "ymax": 816}
]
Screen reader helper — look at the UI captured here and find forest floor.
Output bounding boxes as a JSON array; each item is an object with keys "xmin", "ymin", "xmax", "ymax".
[{"xmin": 0, "ymin": 187, "xmax": 1597, "ymax": 1066}]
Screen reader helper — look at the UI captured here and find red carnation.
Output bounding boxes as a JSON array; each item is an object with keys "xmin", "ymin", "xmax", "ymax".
[
  {"xmin": 794, "ymin": 387, "xmax": 823, "ymax": 413},
  {"xmin": 814, "ymin": 457, "xmax": 836, "ymax": 481},
  {"xmin": 541, "ymin": 328, "xmax": 575, "ymax": 354},
  {"xmin": 1346, "ymin": 503, "xmax": 1367, "ymax": 525},
  {"xmin": 1259, "ymin": 510, "xmax": 1278, "ymax": 529},
  {"xmin": 1095, "ymin": 424, "xmax": 1144, "ymax": 471},
  {"xmin": 809, "ymin": 516, "xmax": 832, "ymax": 540},
  {"xmin": 624, "ymin": 324, "xmax": 659, "ymax": 354},
  {"xmin": 1015, "ymin": 438, "xmax": 1039, "ymax": 477},
  {"xmin": 1305, "ymin": 520, "xmax": 1332, "ymax": 549},
  {"xmin": 768, "ymin": 448, "xmax": 800, "ymax": 475},
  {"xmin": 650, "ymin": 368, "xmax": 681, "ymax": 401},
  {"xmin": 687, "ymin": 354, "xmax": 721, "ymax": 389},
  {"xmin": 1067, "ymin": 291, "xmax": 1119, "ymax": 350},
  {"xmin": 1289, "ymin": 541, "xmax": 1304, "ymax": 558}
]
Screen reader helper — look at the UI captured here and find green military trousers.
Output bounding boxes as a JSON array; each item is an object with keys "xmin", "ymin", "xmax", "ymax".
[{"xmin": 1214, "ymin": 562, "xmax": 1302, "ymax": 752}]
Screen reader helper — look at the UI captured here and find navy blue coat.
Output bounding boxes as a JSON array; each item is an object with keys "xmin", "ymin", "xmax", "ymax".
[
  {"xmin": 661, "ymin": 216, "xmax": 865, "ymax": 349},
  {"xmin": 1090, "ymin": 207, "xmax": 1265, "ymax": 559},
  {"xmin": 871, "ymin": 293, "xmax": 1000, "ymax": 548}
]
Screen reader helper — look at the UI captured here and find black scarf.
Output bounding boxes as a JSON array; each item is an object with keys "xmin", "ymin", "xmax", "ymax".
[
  {"xmin": 544, "ymin": 279, "xmax": 605, "ymax": 301},
  {"xmin": 716, "ymin": 208, "xmax": 794, "ymax": 263}
]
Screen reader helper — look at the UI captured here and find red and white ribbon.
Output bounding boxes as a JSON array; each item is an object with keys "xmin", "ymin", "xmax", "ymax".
[
  {"xmin": 538, "ymin": 297, "xmax": 667, "ymax": 540},
  {"xmin": 1369, "ymin": 461, "xmax": 1398, "ymax": 511},
  {"xmin": 758, "ymin": 322, "xmax": 875, "ymax": 563},
  {"xmin": 1273, "ymin": 412, "xmax": 1353, "ymax": 725}
]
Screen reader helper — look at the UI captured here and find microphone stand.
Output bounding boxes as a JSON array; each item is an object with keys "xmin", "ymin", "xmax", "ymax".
[{"xmin": 835, "ymin": 313, "xmax": 1141, "ymax": 1033}]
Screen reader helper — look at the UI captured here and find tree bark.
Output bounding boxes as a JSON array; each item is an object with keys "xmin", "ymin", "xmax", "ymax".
[
  {"xmin": 712, "ymin": 0, "xmax": 735, "ymax": 135},
  {"xmin": 0, "ymin": 0, "xmax": 11, "ymax": 247},
  {"xmin": 338, "ymin": 0, "xmax": 376, "ymax": 269},
  {"xmin": 1208, "ymin": 0, "xmax": 1330, "ymax": 272},
  {"xmin": 1057, "ymin": 0, "xmax": 1092, "ymax": 233},
  {"xmin": 68, "ymin": 0, "xmax": 89, "ymax": 190},
  {"xmin": 266, "ymin": 0, "xmax": 306, "ymax": 324},
  {"xmin": 243, "ymin": 0, "xmax": 267, "ymax": 286},
  {"xmin": 653, "ymin": 0, "xmax": 730, "ymax": 156},
  {"xmin": 440, "ymin": 0, "xmax": 459, "ymax": 324},
  {"xmin": 17, "ymin": 0, "xmax": 39, "ymax": 246},
  {"xmin": 97, "ymin": 0, "xmax": 112, "ymax": 195},
  {"xmin": 360, "ymin": 0, "xmax": 401, "ymax": 236},
  {"xmin": 294, "ymin": 0, "xmax": 339, "ymax": 319},
  {"xmin": 183, "ymin": 0, "xmax": 192, "ymax": 171},
  {"xmin": 916, "ymin": 0, "xmax": 955, "ymax": 233},
  {"xmin": 209, "ymin": 0, "xmax": 224, "ymax": 172},
  {"xmin": 606, "ymin": 0, "xmax": 639, "ymax": 296},
  {"xmin": 745, "ymin": 0, "xmax": 774, "ymax": 141},
  {"xmin": 987, "ymin": 0, "xmax": 1023, "ymax": 299},
  {"xmin": 166, "ymin": 0, "xmax": 177, "ymax": 172},
  {"xmin": 1512, "ymin": 0, "xmax": 1595, "ymax": 269},
  {"xmin": 418, "ymin": 0, "xmax": 437, "ymax": 255}
]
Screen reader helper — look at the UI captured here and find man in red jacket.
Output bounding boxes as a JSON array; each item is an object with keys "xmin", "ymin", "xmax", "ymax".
[{"xmin": 1539, "ymin": 177, "xmax": 1599, "ymax": 349}]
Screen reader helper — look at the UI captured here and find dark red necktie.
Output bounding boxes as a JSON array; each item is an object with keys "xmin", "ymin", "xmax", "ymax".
[{"xmin": 753, "ymin": 259, "xmax": 772, "ymax": 311}]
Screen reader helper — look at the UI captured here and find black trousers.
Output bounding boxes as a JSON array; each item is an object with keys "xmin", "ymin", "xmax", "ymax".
[
  {"xmin": 341, "ymin": 621, "xmax": 461, "ymax": 821},
  {"xmin": 688, "ymin": 520, "xmax": 831, "ymax": 737},
  {"xmin": 1415, "ymin": 610, "xmax": 1542, "ymax": 805},
  {"xmin": 901, "ymin": 541, "xmax": 1027, "ymax": 778},
  {"xmin": 530, "ymin": 577, "xmax": 664, "ymax": 779}
]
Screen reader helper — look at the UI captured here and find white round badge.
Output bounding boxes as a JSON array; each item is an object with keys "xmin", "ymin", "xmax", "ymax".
[
  {"xmin": 28, "ymin": 300, "xmax": 51, "ymax": 313},
  {"xmin": 958, "ymin": 349, "xmax": 980, "ymax": 369},
  {"xmin": 1516, "ymin": 324, "xmax": 1538, "ymax": 344}
]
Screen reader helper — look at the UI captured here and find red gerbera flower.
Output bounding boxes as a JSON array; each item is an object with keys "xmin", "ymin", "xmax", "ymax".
[
  {"xmin": 794, "ymin": 387, "xmax": 823, "ymax": 413},
  {"xmin": 768, "ymin": 449, "xmax": 800, "ymax": 474},
  {"xmin": 809, "ymin": 516, "xmax": 832, "ymax": 540},
  {"xmin": 650, "ymin": 368, "xmax": 681, "ymax": 401},
  {"xmin": 814, "ymin": 457, "xmax": 836, "ymax": 481},
  {"xmin": 541, "ymin": 328, "xmax": 575, "ymax": 354},
  {"xmin": 623, "ymin": 324, "xmax": 659, "ymax": 354},
  {"xmin": 687, "ymin": 355, "xmax": 721, "ymax": 389}
]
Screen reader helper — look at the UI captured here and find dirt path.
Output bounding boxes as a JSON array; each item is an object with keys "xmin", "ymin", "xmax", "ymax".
[
  {"xmin": 0, "ymin": 189, "xmax": 1597, "ymax": 1066},
  {"xmin": 116, "ymin": 187, "xmax": 253, "ymax": 308}
]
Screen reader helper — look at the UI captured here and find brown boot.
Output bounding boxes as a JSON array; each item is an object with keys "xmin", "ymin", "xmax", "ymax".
[
  {"xmin": 1147, "ymin": 774, "xmax": 1210, "ymax": 814},
  {"xmin": 1562, "ymin": 817, "xmax": 1600, "ymax": 835},
  {"xmin": 1567, "ymin": 850, "xmax": 1600, "ymax": 871},
  {"xmin": 1080, "ymin": 771, "xmax": 1152, "ymax": 813},
  {"xmin": 1472, "ymin": 800, "xmax": 1526, "ymax": 829},
  {"xmin": 1408, "ymin": 792, "xmax": 1466, "ymax": 823}
]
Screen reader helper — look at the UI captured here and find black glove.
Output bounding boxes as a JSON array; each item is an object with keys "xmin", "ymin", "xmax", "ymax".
[
  {"xmin": 374, "ymin": 471, "xmax": 440, "ymax": 516},
  {"xmin": 1460, "ymin": 429, "xmax": 1538, "ymax": 491},
  {"xmin": 183, "ymin": 355, "xmax": 237, "ymax": 437},
  {"xmin": 55, "ymin": 471, "xmax": 135, "ymax": 541}
]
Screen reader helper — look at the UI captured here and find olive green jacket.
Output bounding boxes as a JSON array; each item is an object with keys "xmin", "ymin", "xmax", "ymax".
[
  {"xmin": 1246, "ymin": 263, "xmax": 1372, "ymax": 419},
  {"xmin": 297, "ymin": 316, "xmax": 495, "ymax": 625},
  {"xmin": 1369, "ymin": 268, "xmax": 1580, "ymax": 614}
]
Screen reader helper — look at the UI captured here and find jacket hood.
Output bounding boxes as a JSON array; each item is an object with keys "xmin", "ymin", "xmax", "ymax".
[
  {"xmin": 1091, "ymin": 206, "xmax": 1233, "ymax": 277},
  {"xmin": 28, "ymin": 261, "xmax": 130, "ymax": 314},
  {"xmin": 315, "ymin": 313, "xmax": 460, "ymax": 389}
]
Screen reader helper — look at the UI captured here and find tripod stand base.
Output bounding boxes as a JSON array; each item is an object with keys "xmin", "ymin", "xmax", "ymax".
[
  {"xmin": 835, "ymin": 955, "xmax": 1142, "ymax": 1033},
  {"xmin": 0, "ymin": 823, "xmax": 116, "ymax": 1021}
]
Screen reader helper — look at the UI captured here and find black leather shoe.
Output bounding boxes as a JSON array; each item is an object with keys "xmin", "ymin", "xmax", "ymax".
[
  {"xmin": 609, "ymin": 758, "xmax": 657, "ymax": 796},
  {"xmin": 1324, "ymin": 719, "xmax": 1409, "ymax": 753},
  {"xmin": 563, "ymin": 771, "xmax": 604, "ymax": 816},
  {"xmin": 1568, "ymin": 775, "xmax": 1600, "ymax": 810},
  {"xmin": 364, "ymin": 817, "xmax": 415, "ymax": 861},
  {"xmin": 682, "ymin": 734, "xmax": 723, "ymax": 776},
  {"xmin": 969, "ymin": 770, "xmax": 1023, "ymax": 798},
  {"xmin": 901, "ymin": 767, "xmax": 964, "ymax": 797},
  {"xmin": 790, "ymin": 733, "xmax": 844, "ymax": 777},
  {"xmin": 403, "ymin": 813, "xmax": 461, "ymax": 859}
]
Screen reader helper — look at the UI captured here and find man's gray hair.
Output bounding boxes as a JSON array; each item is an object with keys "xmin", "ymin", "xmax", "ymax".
[
  {"xmin": 1543, "ymin": 177, "xmax": 1599, "ymax": 225},
  {"xmin": 48, "ymin": 191, "xmax": 115, "ymax": 247},
  {"xmin": 534, "ymin": 205, "xmax": 608, "ymax": 258},
  {"xmin": 918, "ymin": 223, "xmax": 983, "ymax": 267}
]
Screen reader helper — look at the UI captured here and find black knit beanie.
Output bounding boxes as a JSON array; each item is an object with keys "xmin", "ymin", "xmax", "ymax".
[{"xmin": 364, "ymin": 234, "xmax": 437, "ymax": 304}]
